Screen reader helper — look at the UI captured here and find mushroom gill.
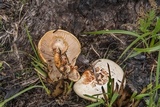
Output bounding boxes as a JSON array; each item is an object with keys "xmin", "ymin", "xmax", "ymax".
[{"xmin": 38, "ymin": 29, "xmax": 81, "ymax": 82}]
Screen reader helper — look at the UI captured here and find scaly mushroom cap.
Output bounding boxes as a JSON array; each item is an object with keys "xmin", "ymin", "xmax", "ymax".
[
  {"xmin": 73, "ymin": 59, "xmax": 126, "ymax": 101},
  {"xmin": 92, "ymin": 59, "xmax": 125, "ymax": 88},
  {"xmin": 38, "ymin": 29, "xmax": 81, "ymax": 66}
]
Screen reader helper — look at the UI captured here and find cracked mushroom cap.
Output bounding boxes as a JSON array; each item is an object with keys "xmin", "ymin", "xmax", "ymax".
[
  {"xmin": 73, "ymin": 59, "xmax": 126, "ymax": 101},
  {"xmin": 38, "ymin": 29, "xmax": 81, "ymax": 66}
]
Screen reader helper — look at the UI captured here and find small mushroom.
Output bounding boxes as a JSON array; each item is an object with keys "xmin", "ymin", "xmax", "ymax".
[
  {"xmin": 38, "ymin": 29, "xmax": 81, "ymax": 82},
  {"xmin": 73, "ymin": 59, "xmax": 126, "ymax": 101},
  {"xmin": 68, "ymin": 66, "xmax": 80, "ymax": 82}
]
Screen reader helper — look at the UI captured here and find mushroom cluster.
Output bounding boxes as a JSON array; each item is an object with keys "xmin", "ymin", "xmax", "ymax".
[
  {"xmin": 38, "ymin": 29, "xmax": 81, "ymax": 82},
  {"xmin": 73, "ymin": 59, "xmax": 125, "ymax": 101},
  {"xmin": 37, "ymin": 29, "xmax": 126, "ymax": 102}
]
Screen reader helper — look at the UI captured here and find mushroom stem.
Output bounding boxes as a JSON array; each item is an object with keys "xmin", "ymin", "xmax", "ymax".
[{"xmin": 53, "ymin": 47, "xmax": 62, "ymax": 69}]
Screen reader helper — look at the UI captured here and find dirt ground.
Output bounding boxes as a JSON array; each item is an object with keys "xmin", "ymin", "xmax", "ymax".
[{"xmin": 0, "ymin": 0, "xmax": 159, "ymax": 107}]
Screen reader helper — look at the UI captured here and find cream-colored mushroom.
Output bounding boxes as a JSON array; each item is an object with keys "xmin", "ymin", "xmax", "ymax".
[
  {"xmin": 38, "ymin": 29, "xmax": 81, "ymax": 66},
  {"xmin": 38, "ymin": 29, "xmax": 81, "ymax": 82},
  {"xmin": 68, "ymin": 66, "xmax": 80, "ymax": 82},
  {"xmin": 73, "ymin": 59, "xmax": 125, "ymax": 101}
]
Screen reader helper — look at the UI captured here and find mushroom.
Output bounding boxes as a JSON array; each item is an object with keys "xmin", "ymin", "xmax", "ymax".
[
  {"xmin": 38, "ymin": 29, "xmax": 81, "ymax": 82},
  {"xmin": 38, "ymin": 29, "xmax": 81, "ymax": 65},
  {"xmin": 73, "ymin": 59, "xmax": 126, "ymax": 101},
  {"xmin": 68, "ymin": 66, "xmax": 80, "ymax": 82}
]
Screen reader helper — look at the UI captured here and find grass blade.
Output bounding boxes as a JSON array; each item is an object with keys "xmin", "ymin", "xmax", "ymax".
[
  {"xmin": 86, "ymin": 30, "xmax": 140, "ymax": 37},
  {"xmin": 34, "ymin": 67, "xmax": 47, "ymax": 78},
  {"xmin": 118, "ymin": 32, "xmax": 150, "ymax": 60},
  {"xmin": 134, "ymin": 45, "xmax": 160, "ymax": 52},
  {"xmin": 84, "ymin": 94, "xmax": 101, "ymax": 100},
  {"xmin": 86, "ymin": 100, "xmax": 104, "ymax": 107},
  {"xmin": 109, "ymin": 92, "xmax": 119, "ymax": 107},
  {"xmin": 152, "ymin": 17, "xmax": 160, "ymax": 34},
  {"xmin": 26, "ymin": 26, "xmax": 40, "ymax": 61},
  {"xmin": 128, "ymin": 51, "xmax": 141, "ymax": 58},
  {"xmin": 156, "ymin": 51, "xmax": 160, "ymax": 88},
  {"xmin": 0, "ymin": 85, "xmax": 44, "ymax": 107},
  {"xmin": 37, "ymin": 73, "xmax": 50, "ymax": 95},
  {"xmin": 134, "ymin": 93, "xmax": 150, "ymax": 100},
  {"xmin": 153, "ymin": 51, "xmax": 160, "ymax": 105}
]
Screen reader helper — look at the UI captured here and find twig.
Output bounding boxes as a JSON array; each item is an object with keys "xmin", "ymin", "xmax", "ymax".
[
  {"xmin": 110, "ymin": 33, "xmax": 125, "ymax": 45},
  {"xmin": 91, "ymin": 45, "xmax": 101, "ymax": 58}
]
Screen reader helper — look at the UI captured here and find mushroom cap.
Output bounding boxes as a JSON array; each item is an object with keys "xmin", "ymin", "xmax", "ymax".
[
  {"xmin": 68, "ymin": 66, "xmax": 80, "ymax": 82},
  {"xmin": 47, "ymin": 60, "xmax": 63, "ymax": 82},
  {"xmin": 73, "ymin": 59, "xmax": 126, "ymax": 101},
  {"xmin": 92, "ymin": 59, "xmax": 125, "ymax": 87},
  {"xmin": 38, "ymin": 29, "xmax": 81, "ymax": 66}
]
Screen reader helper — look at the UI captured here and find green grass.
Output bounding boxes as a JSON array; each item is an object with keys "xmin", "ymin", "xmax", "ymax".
[
  {"xmin": 0, "ymin": 27, "xmax": 49, "ymax": 107},
  {"xmin": 0, "ymin": 61, "xmax": 3, "ymax": 71},
  {"xmin": 146, "ymin": 50, "xmax": 160, "ymax": 107},
  {"xmin": 26, "ymin": 26, "xmax": 48, "ymax": 79},
  {"xmin": 84, "ymin": 59, "xmax": 159, "ymax": 106},
  {"xmin": 85, "ymin": 65, "xmax": 156, "ymax": 107},
  {"xmin": 26, "ymin": 26, "xmax": 50, "ymax": 95},
  {"xmin": 85, "ymin": 64, "xmax": 119, "ymax": 107},
  {"xmin": 85, "ymin": 9, "xmax": 160, "ymax": 107},
  {"xmin": 86, "ymin": 10, "xmax": 160, "ymax": 62},
  {"xmin": 0, "ymin": 85, "xmax": 44, "ymax": 107},
  {"xmin": 0, "ymin": 61, "xmax": 10, "ymax": 71}
]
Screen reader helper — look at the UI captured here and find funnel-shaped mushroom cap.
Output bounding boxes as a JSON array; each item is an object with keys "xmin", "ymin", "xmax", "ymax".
[
  {"xmin": 38, "ymin": 29, "xmax": 81, "ymax": 66},
  {"xmin": 73, "ymin": 59, "xmax": 125, "ymax": 101}
]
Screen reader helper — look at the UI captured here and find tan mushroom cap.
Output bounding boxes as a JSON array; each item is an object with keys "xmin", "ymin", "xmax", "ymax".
[
  {"xmin": 73, "ymin": 59, "xmax": 126, "ymax": 102},
  {"xmin": 38, "ymin": 29, "xmax": 81, "ymax": 66},
  {"xmin": 68, "ymin": 66, "xmax": 80, "ymax": 82}
]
